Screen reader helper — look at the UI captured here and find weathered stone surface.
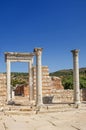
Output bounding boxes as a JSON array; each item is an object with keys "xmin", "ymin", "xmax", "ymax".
[
  {"xmin": 5, "ymin": 52, "xmax": 34, "ymax": 61},
  {"xmin": 0, "ymin": 74, "xmax": 6, "ymax": 106},
  {"xmin": 15, "ymin": 84, "xmax": 29, "ymax": 97},
  {"xmin": 32, "ymin": 66, "xmax": 63, "ymax": 97},
  {"xmin": 81, "ymin": 88, "xmax": 86, "ymax": 101},
  {"xmin": 50, "ymin": 76, "xmax": 63, "ymax": 90}
]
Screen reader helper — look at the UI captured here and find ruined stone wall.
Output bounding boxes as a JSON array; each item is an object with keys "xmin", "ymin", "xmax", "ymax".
[
  {"xmin": 32, "ymin": 66, "xmax": 63, "ymax": 98},
  {"xmin": 50, "ymin": 76, "xmax": 63, "ymax": 90},
  {"xmin": 0, "ymin": 74, "xmax": 6, "ymax": 105},
  {"xmin": 32, "ymin": 66, "xmax": 52, "ymax": 97},
  {"xmin": 23, "ymin": 85, "xmax": 29, "ymax": 97},
  {"xmin": 14, "ymin": 66, "xmax": 64, "ymax": 98},
  {"xmin": 52, "ymin": 90, "xmax": 74, "ymax": 103},
  {"xmin": 81, "ymin": 88, "xmax": 86, "ymax": 101},
  {"xmin": 15, "ymin": 84, "xmax": 29, "ymax": 97},
  {"xmin": 51, "ymin": 89, "xmax": 86, "ymax": 103}
]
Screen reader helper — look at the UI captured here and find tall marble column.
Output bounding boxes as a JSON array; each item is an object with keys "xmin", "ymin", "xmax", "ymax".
[
  {"xmin": 29, "ymin": 60, "xmax": 34, "ymax": 101},
  {"xmin": 71, "ymin": 49, "xmax": 80, "ymax": 105},
  {"xmin": 7, "ymin": 59, "xmax": 11, "ymax": 103},
  {"xmin": 34, "ymin": 48, "xmax": 43, "ymax": 106}
]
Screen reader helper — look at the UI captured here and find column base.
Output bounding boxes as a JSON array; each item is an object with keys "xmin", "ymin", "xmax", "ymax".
[
  {"xmin": 35, "ymin": 103, "xmax": 45, "ymax": 114},
  {"xmin": 29, "ymin": 100, "xmax": 35, "ymax": 106},
  {"xmin": 74, "ymin": 100, "xmax": 81, "ymax": 108},
  {"xmin": 35, "ymin": 102, "xmax": 44, "ymax": 108},
  {"xmin": 74, "ymin": 100, "xmax": 81, "ymax": 104},
  {"xmin": 7, "ymin": 100, "xmax": 15, "ymax": 105}
]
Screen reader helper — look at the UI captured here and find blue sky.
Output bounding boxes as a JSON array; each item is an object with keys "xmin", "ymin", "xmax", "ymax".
[{"xmin": 0, "ymin": 0, "xmax": 86, "ymax": 72}]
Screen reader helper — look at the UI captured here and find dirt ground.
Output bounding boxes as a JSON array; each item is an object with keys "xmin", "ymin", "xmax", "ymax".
[{"xmin": 0, "ymin": 107, "xmax": 86, "ymax": 130}]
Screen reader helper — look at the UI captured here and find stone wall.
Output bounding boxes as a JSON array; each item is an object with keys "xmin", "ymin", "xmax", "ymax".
[
  {"xmin": 33, "ymin": 66, "xmax": 51, "ymax": 98},
  {"xmin": 81, "ymin": 88, "xmax": 86, "ymax": 101},
  {"xmin": 14, "ymin": 66, "xmax": 63, "ymax": 98},
  {"xmin": 52, "ymin": 90, "xmax": 74, "ymax": 103},
  {"xmin": 32, "ymin": 66, "xmax": 63, "ymax": 98},
  {"xmin": 0, "ymin": 73, "xmax": 6, "ymax": 105},
  {"xmin": 15, "ymin": 84, "xmax": 29, "ymax": 97},
  {"xmin": 51, "ymin": 89, "xmax": 86, "ymax": 103},
  {"xmin": 51, "ymin": 76, "xmax": 63, "ymax": 90}
]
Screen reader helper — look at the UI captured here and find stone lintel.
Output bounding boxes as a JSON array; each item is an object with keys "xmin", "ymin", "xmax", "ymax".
[{"xmin": 5, "ymin": 52, "xmax": 34, "ymax": 62}]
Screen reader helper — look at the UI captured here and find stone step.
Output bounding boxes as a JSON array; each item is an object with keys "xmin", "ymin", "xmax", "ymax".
[{"xmin": 1, "ymin": 103, "xmax": 86, "ymax": 115}]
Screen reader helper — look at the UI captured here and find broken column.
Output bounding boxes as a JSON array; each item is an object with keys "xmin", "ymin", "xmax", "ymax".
[
  {"xmin": 71, "ymin": 49, "xmax": 80, "ymax": 105},
  {"xmin": 34, "ymin": 48, "xmax": 43, "ymax": 106}
]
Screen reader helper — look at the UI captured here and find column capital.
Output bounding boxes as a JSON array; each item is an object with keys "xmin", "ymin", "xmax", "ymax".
[
  {"xmin": 71, "ymin": 49, "xmax": 80, "ymax": 54},
  {"xmin": 34, "ymin": 48, "xmax": 43, "ymax": 52},
  {"xmin": 34, "ymin": 48, "xmax": 43, "ymax": 56}
]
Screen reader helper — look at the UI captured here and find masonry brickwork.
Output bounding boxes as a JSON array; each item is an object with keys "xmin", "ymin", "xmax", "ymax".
[
  {"xmin": 51, "ymin": 76, "xmax": 63, "ymax": 90},
  {"xmin": 33, "ymin": 66, "xmax": 52, "ymax": 97},
  {"xmin": 0, "ymin": 74, "xmax": 6, "ymax": 105},
  {"xmin": 32, "ymin": 66, "xmax": 63, "ymax": 98},
  {"xmin": 53, "ymin": 89, "xmax": 86, "ymax": 103},
  {"xmin": 15, "ymin": 84, "xmax": 29, "ymax": 97}
]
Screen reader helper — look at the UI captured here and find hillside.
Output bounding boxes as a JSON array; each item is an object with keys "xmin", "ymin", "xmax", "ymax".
[
  {"xmin": 50, "ymin": 68, "xmax": 86, "ymax": 77},
  {"xmin": 50, "ymin": 69, "xmax": 73, "ymax": 77},
  {"xmin": 50, "ymin": 68, "xmax": 86, "ymax": 89}
]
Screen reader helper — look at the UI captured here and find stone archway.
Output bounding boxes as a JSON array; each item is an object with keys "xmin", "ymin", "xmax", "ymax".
[{"xmin": 5, "ymin": 52, "xmax": 34, "ymax": 104}]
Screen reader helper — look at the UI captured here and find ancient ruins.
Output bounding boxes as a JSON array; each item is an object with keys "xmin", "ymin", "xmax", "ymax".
[{"xmin": 0, "ymin": 48, "xmax": 86, "ymax": 113}]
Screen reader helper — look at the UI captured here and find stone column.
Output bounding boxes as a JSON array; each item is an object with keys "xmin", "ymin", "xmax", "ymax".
[
  {"xmin": 29, "ymin": 60, "xmax": 34, "ymax": 101},
  {"xmin": 34, "ymin": 48, "xmax": 43, "ymax": 106},
  {"xmin": 71, "ymin": 49, "xmax": 80, "ymax": 105},
  {"xmin": 7, "ymin": 59, "xmax": 11, "ymax": 103}
]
